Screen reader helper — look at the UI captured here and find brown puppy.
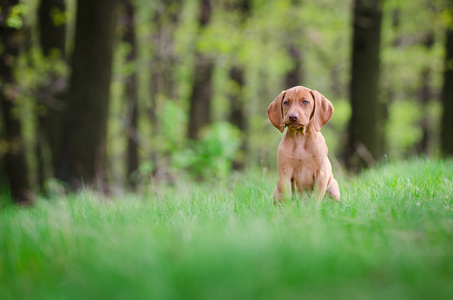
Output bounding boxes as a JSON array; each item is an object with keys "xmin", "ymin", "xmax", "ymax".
[{"xmin": 267, "ymin": 86, "xmax": 340, "ymax": 204}]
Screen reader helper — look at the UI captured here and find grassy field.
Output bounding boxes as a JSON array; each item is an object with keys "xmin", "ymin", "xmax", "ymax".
[{"xmin": 1, "ymin": 159, "xmax": 453, "ymax": 300}]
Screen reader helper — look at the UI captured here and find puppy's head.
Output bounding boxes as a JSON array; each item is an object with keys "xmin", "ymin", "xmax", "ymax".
[{"xmin": 267, "ymin": 86, "xmax": 333, "ymax": 133}]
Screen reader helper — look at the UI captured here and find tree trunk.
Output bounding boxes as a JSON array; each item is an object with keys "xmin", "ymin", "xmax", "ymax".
[
  {"xmin": 120, "ymin": 0, "xmax": 139, "ymax": 189},
  {"xmin": 229, "ymin": 66, "xmax": 247, "ymax": 169},
  {"xmin": 344, "ymin": 0, "xmax": 384, "ymax": 170},
  {"xmin": 0, "ymin": 0, "xmax": 34, "ymax": 203},
  {"xmin": 39, "ymin": 0, "xmax": 66, "ymax": 57},
  {"xmin": 285, "ymin": 0, "xmax": 303, "ymax": 89},
  {"xmin": 187, "ymin": 0, "xmax": 213, "ymax": 140},
  {"xmin": 285, "ymin": 43, "xmax": 303, "ymax": 88},
  {"xmin": 229, "ymin": 67, "xmax": 246, "ymax": 131},
  {"xmin": 37, "ymin": 0, "xmax": 67, "ymax": 187},
  {"xmin": 441, "ymin": 19, "xmax": 453, "ymax": 157},
  {"xmin": 35, "ymin": 117, "xmax": 47, "ymax": 189},
  {"xmin": 56, "ymin": 0, "xmax": 118, "ymax": 190},
  {"xmin": 228, "ymin": 0, "xmax": 251, "ymax": 169},
  {"xmin": 416, "ymin": 32, "xmax": 434, "ymax": 155}
]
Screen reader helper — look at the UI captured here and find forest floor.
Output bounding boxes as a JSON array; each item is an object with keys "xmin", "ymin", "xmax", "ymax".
[{"xmin": 1, "ymin": 159, "xmax": 453, "ymax": 299}]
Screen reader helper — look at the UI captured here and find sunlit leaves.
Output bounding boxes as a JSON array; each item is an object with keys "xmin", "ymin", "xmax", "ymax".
[
  {"xmin": 50, "ymin": 7, "xmax": 66, "ymax": 27},
  {"xmin": 5, "ymin": 3, "xmax": 29, "ymax": 29}
]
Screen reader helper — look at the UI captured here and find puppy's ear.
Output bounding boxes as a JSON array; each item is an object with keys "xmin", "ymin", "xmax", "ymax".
[
  {"xmin": 267, "ymin": 90, "xmax": 286, "ymax": 133},
  {"xmin": 310, "ymin": 90, "xmax": 334, "ymax": 131}
]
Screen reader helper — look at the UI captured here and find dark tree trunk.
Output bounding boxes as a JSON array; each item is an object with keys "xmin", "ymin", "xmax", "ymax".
[
  {"xmin": 391, "ymin": 9, "xmax": 402, "ymax": 47},
  {"xmin": 228, "ymin": 0, "xmax": 251, "ymax": 169},
  {"xmin": 416, "ymin": 69, "xmax": 430, "ymax": 154},
  {"xmin": 0, "ymin": 0, "xmax": 34, "ymax": 203},
  {"xmin": 39, "ymin": 0, "xmax": 66, "ymax": 57},
  {"xmin": 285, "ymin": 43, "xmax": 303, "ymax": 88},
  {"xmin": 285, "ymin": 0, "xmax": 303, "ymax": 89},
  {"xmin": 120, "ymin": 0, "xmax": 139, "ymax": 189},
  {"xmin": 37, "ymin": 0, "xmax": 67, "ymax": 186},
  {"xmin": 187, "ymin": 55, "xmax": 214, "ymax": 140},
  {"xmin": 56, "ymin": 0, "xmax": 118, "ymax": 189},
  {"xmin": 229, "ymin": 66, "xmax": 247, "ymax": 169},
  {"xmin": 35, "ymin": 119, "xmax": 46, "ymax": 189},
  {"xmin": 229, "ymin": 66, "xmax": 247, "ymax": 133},
  {"xmin": 416, "ymin": 32, "xmax": 434, "ymax": 155},
  {"xmin": 187, "ymin": 0, "xmax": 213, "ymax": 140},
  {"xmin": 441, "ymin": 21, "xmax": 453, "ymax": 157},
  {"xmin": 344, "ymin": 0, "xmax": 384, "ymax": 170}
]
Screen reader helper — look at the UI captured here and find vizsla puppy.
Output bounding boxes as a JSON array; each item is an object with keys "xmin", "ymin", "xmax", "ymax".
[{"xmin": 267, "ymin": 86, "xmax": 340, "ymax": 204}]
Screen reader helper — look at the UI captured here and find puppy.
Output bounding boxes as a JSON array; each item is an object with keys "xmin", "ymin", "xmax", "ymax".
[{"xmin": 267, "ymin": 86, "xmax": 340, "ymax": 203}]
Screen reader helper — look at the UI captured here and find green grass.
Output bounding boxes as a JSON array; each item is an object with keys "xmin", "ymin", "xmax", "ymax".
[{"xmin": 1, "ymin": 159, "xmax": 453, "ymax": 300}]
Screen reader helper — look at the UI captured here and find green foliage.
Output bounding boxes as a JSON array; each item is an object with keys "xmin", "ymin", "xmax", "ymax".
[
  {"xmin": 3, "ymin": 0, "xmax": 451, "ymax": 191},
  {"xmin": 387, "ymin": 101, "xmax": 423, "ymax": 155},
  {"xmin": 13, "ymin": 45, "xmax": 68, "ymax": 184},
  {"xmin": 1, "ymin": 160, "xmax": 453, "ymax": 299},
  {"xmin": 50, "ymin": 7, "xmax": 66, "ymax": 27},
  {"xmin": 159, "ymin": 100, "xmax": 188, "ymax": 154},
  {"xmin": 173, "ymin": 122, "xmax": 241, "ymax": 180},
  {"xmin": 16, "ymin": 47, "xmax": 67, "ymax": 92},
  {"xmin": 323, "ymin": 99, "xmax": 351, "ymax": 154},
  {"xmin": 5, "ymin": 3, "xmax": 29, "ymax": 29}
]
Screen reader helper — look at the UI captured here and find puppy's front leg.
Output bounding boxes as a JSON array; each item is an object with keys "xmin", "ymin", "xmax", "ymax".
[
  {"xmin": 313, "ymin": 175, "xmax": 329, "ymax": 204},
  {"xmin": 273, "ymin": 175, "xmax": 292, "ymax": 205}
]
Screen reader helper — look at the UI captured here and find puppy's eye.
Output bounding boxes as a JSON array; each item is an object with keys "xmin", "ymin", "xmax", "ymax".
[
  {"xmin": 303, "ymin": 100, "xmax": 309, "ymax": 104},
  {"xmin": 283, "ymin": 101, "xmax": 289, "ymax": 105}
]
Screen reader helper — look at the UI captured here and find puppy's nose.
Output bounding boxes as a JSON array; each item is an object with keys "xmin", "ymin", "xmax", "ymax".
[{"xmin": 289, "ymin": 113, "xmax": 299, "ymax": 122}]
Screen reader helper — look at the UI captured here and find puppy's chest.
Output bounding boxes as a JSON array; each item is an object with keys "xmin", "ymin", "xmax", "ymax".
[
  {"xmin": 278, "ymin": 140, "xmax": 327, "ymax": 185},
  {"xmin": 278, "ymin": 140, "xmax": 325, "ymax": 167},
  {"xmin": 285, "ymin": 153, "xmax": 323, "ymax": 177}
]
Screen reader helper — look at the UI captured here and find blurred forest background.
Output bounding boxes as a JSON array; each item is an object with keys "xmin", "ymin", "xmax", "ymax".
[{"xmin": 0, "ymin": 0, "xmax": 453, "ymax": 204}]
